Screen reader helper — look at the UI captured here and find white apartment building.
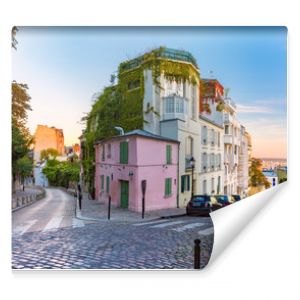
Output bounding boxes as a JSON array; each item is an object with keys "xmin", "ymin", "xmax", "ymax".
[
  {"xmin": 223, "ymin": 98, "xmax": 240, "ymax": 195},
  {"xmin": 237, "ymin": 125, "xmax": 249, "ymax": 197},
  {"xmin": 198, "ymin": 115, "xmax": 223, "ymax": 196},
  {"xmin": 137, "ymin": 49, "xmax": 225, "ymax": 207}
]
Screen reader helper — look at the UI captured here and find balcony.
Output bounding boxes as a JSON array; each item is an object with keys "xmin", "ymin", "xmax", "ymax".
[
  {"xmin": 163, "ymin": 95, "xmax": 188, "ymax": 121},
  {"xmin": 185, "ymin": 155, "xmax": 194, "ymax": 170},
  {"xmin": 224, "ymin": 134, "xmax": 233, "ymax": 144}
]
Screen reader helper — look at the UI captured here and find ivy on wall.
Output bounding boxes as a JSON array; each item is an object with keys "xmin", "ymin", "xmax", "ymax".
[{"xmin": 82, "ymin": 47, "xmax": 200, "ymax": 192}]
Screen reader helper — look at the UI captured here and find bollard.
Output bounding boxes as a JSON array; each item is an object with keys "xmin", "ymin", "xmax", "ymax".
[
  {"xmin": 108, "ymin": 195, "xmax": 111, "ymax": 220},
  {"xmin": 142, "ymin": 196, "xmax": 145, "ymax": 219},
  {"xmin": 194, "ymin": 239, "xmax": 201, "ymax": 269},
  {"xmin": 78, "ymin": 192, "xmax": 82, "ymax": 210}
]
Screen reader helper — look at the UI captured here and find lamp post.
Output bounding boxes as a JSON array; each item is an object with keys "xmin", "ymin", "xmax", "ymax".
[{"xmin": 190, "ymin": 156, "xmax": 195, "ymax": 198}]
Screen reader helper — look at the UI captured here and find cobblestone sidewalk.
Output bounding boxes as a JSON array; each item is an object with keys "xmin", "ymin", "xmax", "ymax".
[{"xmin": 77, "ymin": 192, "xmax": 186, "ymax": 223}]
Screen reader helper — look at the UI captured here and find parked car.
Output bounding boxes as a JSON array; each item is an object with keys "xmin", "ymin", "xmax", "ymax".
[
  {"xmin": 230, "ymin": 194, "xmax": 241, "ymax": 203},
  {"xmin": 214, "ymin": 195, "xmax": 231, "ymax": 207},
  {"xmin": 186, "ymin": 195, "xmax": 222, "ymax": 216}
]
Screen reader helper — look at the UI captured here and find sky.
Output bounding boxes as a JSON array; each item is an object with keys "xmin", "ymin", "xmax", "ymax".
[{"xmin": 12, "ymin": 26, "xmax": 287, "ymax": 159}]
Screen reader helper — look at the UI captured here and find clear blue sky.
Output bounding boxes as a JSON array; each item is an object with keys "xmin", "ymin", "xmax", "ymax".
[{"xmin": 12, "ymin": 26, "xmax": 287, "ymax": 158}]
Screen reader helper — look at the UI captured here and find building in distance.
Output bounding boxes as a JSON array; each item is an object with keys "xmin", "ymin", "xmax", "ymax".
[{"xmin": 33, "ymin": 125, "xmax": 65, "ymax": 162}]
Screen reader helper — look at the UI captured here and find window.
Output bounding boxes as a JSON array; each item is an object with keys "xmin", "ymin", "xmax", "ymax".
[
  {"xmin": 203, "ymin": 180, "xmax": 207, "ymax": 194},
  {"xmin": 128, "ymin": 80, "xmax": 140, "ymax": 90},
  {"xmin": 225, "ymin": 125, "xmax": 229, "ymax": 134},
  {"xmin": 102, "ymin": 145, "xmax": 105, "ymax": 161},
  {"xmin": 217, "ymin": 176, "xmax": 221, "ymax": 194},
  {"xmin": 120, "ymin": 141, "xmax": 128, "ymax": 164},
  {"xmin": 166, "ymin": 144, "xmax": 172, "ymax": 164},
  {"xmin": 107, "ymin": 144, "xmax": 111, "ymax": 159},
  {"xmin": 165, "ymin": 178, "xmax": 172, "ymax": 197},
  {"xmin": 211, "ymin": 129, "xmax": 215, "ymax": 146},
  {"xmin": 106, "ymin": 176, "xmax": 110, "ymax": 193},
  {"xmin": 165, "ymin": 97, "xmax": 174, "ymax": 113},
  {"xmin": 234, "ymin": 145, "xmax": 238, "ymax": 155},
  {"xmin": 202, "ymin": 152, "xmax": 207, "ymax": 172},
  {"xmin": 211, "ymin": 178, "xmax": 215, "ymax": 194},
  {"xmin": 186, "ymin": 136, "xmax": 193, "ymax": 157},
  {"xmin": 181, "ymin": 175, "xmax": 190, "ymax": 193},
  {"xmin": 210, "ymin": 153, "xmax": 215, "ymax": 169},
  {"xmin": 101, "ymin": 175, "xmax": 104, "ymax": 190},
  {"xmin": 202, "ymin": 126, "xmax": 208, "ymax": 144}
]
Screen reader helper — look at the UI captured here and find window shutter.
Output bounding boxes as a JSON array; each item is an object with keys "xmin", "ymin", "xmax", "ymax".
[
  {"xmin": 181, "ymin": 176, "xmax": 185, "ymax": 193},
  {"xmin": 120, "ymin": 141, "xmax": 128, "ymax": 164},
  {"xmin": 106, "ymin": 176, "xmax": 110, "ymax": 193},
  {"xmin": 166, "ymin": 144, "xmax": 172, "ymax": 164},
  {"xmin": 165, "ymin": 179, "xmax": 168, "ymax": 196}
]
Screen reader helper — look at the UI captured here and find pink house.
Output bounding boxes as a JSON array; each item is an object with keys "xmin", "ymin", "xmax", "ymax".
[{"xmin": 94, "ymin": 130, "xmax": 179, "ymax": 212}]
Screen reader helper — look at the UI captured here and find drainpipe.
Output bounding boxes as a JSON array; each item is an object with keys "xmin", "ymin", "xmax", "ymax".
[{"xmin": 114, "ymin": 126, "xmax": 124, "ymax": 135}]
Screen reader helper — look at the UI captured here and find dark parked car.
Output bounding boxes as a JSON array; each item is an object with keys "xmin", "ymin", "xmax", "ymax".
[
  {"xmin": 231, "ymin": 194, "xmax": 241, "ymax": 203},
  {"xmin": 186, "ymin": 195, "xmax": 222, "ymax": 216},
  {"xmin": 214, "ymin": 195, "xmax": 231, "ymax": 207}
]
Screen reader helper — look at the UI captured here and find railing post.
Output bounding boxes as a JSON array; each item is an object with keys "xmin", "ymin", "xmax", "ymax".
[
  {"xmin": 108, "ymin": 195, "xmax": 111, "ymax": 220},
  {"xmin": 194, "ymin": 239, "xmax": 201, "ymax": 269}
]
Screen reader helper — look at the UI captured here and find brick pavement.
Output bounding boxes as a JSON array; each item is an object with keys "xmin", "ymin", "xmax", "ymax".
[{"xmin": 78, "ymin": 192, "xmax": 187, "ymax": 223}]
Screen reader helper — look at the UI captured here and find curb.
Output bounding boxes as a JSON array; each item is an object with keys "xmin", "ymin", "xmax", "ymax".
[{"xmin": 12, "ymin": 188, "xmax": 46, "ymax": 213}]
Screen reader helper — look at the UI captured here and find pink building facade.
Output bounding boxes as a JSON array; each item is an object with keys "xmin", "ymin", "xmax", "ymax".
[{"xmin": 94, "ymin": 130, "xmax": 179, "ymax": 212}]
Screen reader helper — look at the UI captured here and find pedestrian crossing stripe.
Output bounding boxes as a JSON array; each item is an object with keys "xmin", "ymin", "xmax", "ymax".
[
  {"xmin": 150, "ymin": 220, "xmax": 185, "ymax": 228},
  {"xmin": 172, "ymin": 222, "xmax": 207, "ymax": 232},
  {"xmin": 198, "ymin": 227, "xmax": 214, "ymax": 236},
  {"xmin": 13, "ymin": 219, "xmax": 38, "ymax": 236},
  {"xmin": 132, "ymin": 219, "xmax": 169, "ymax": 226},
  {"xmin": 42, "ymin": 216, "xmax": 64, "ymax": 232}
]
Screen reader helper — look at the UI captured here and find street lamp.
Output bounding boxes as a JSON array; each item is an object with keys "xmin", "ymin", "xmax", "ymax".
[{"xmin": 190, "ymin": 156, "xmax": 195, "ymax": 197}]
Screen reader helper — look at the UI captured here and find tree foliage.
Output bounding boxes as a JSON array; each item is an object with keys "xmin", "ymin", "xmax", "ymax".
[
  {"xmin": 249, "ymin": 158, "xmax": 271, "ymax": 189},
  {"xmin": 40, "ymin": 148, "xmax": 60, "ymax": 161},
  {"xmin": 42, "ymin": 159, "xmax": 80, "ymax": 188},
  {"xmin": 15, "ymin": 156, "xmax": 33, "ymax": 190}
]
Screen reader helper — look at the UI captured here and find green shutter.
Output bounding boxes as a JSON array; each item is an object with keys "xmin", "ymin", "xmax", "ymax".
[
  {"xmin": 124, "ymin": 142, "xmax": 128, "ymax": 164},
  {"xmin": 165, "ymin": 178, "xmax": 172, "ymax": 197},
  {"xmin": 187, "ymin": 175, "xmax": 190, "ymax": 191},
  {"xmin": 101, "ymin": 175, "xmax": 104, "ymax": 190},
  {"xmin": 120, "ymin": 141, "xmax": 128, "ymax": 164},
  {"xmin": 106, "ymin": 176, "xmax": 110, "ymax": 193},
  {"xmin": 166, "ymin": 145, "xmax": 172, "ymax": 164}
]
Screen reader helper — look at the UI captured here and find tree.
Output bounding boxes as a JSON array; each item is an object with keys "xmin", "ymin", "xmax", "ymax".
[
  {"xmin": 15, "ymin": 156, "xmax": 33, "ymax": 191},
  {"xmin": 12, "ymin": 81, "xmax": 32, "ymax": 130},
  {"xmin": 249, "ymin": 158, "xmax": 270, "ymax": 189},
  {"xmin": 40, "ymin": 148, "xmax": 60, "ymax": 161}
]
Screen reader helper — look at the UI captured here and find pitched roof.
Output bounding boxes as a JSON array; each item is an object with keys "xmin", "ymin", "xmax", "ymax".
[{"xmin": 95, "ymin": 129, "xmax": 179, "ymax": 144}]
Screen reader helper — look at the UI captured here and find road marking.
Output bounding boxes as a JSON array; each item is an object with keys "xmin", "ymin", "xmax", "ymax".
[
  {"xmin": 150, "ymin": 220, "xmax": 185, "ymax": 228},
  {"xmin": 42, "ymin": 216, "xmax": 64, "ymax": 232},
  {"xmin": 132, "ymin": 219, "xmax": 169, "ymax": 226},
  {"xmin": 172, "ymin": 222, "xmax": 207, "ymax": 232},
  {"xmin": 13, "ymin": 219, "xmax": 37, "ymax": 236},
  {"xmin": 72, "ymin": 217, "xmax": 85, "ymax": 228},
  {"xmin": 198, "ymin": 227, "xmax": 214, "ymax": 236}
]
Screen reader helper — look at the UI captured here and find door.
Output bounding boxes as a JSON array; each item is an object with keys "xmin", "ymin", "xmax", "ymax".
[{"xmin": 120, "ymin": 180, "xmax": 129, "ymax": 208}]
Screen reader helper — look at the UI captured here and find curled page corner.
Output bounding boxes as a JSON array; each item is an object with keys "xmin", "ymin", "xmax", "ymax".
[{"xmin": 208, "ymin": 182, "xmax": 287, "ymax": 265}]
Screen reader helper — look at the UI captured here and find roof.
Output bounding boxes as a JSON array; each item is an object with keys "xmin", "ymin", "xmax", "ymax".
[
  {"xmin": 95, "ymin": 129, "xmax": 180, "ymax": 145},
  {"xmin": 119, "ymin": 47, "xmax": 198, "ymax": 72}
]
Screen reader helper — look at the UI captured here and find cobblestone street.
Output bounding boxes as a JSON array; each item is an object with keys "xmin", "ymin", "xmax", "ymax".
[{"xmin": 12, "ymin": 188, "xmax": 214, "ymax": 269}]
